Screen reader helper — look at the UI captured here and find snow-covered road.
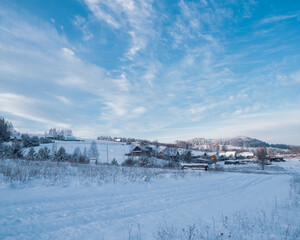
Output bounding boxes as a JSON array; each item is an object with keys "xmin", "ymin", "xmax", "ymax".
[{"xmin": 0, "ymin": 172, "xmax": 291, "ymax": 240}]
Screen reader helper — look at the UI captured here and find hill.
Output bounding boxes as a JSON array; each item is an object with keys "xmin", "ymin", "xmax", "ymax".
[{"xmin": 186, "ymin": 136, "xmax": 294, "ymax": 150}]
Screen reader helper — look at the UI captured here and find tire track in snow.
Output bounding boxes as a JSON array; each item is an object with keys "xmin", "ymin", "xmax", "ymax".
[{"xmin": 0, "ymin": 173, "xmax": 288, "ymax": 240}]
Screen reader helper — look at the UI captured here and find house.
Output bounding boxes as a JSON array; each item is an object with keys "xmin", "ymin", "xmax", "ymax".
[
  {"xmin": 219, "ymin": 151, "xmax": 226, "ymax": 157},
  {"xmin": 237, "ymin": 152, "xmax": 254, "ymax": 158},
  {"xmin": 127, "ymin": 146, "xmax": 151, "ymax": 157},
  {"xmin": 158, "ymin": 147, "xmax": 182, "ymax": 161},
  {"xmin": 9, "ymin": 135, "xmax": 22, "ymax": 142},
  {"xmin": 158, "ymin": 150, "xmax": 168, "ymax": 159},
  {"xmin": 211, "ymin": 155, "xmax": 219, "ymax": 162},
  {"xmin": 225, "ymin": 151, "xmax": 236, "ymax": 158},
  {"xmin": 65, "ymin": 136, "xmax": 76, "ymax": 141},
  {"xmin": 45, "ymin": 133, "xmax": 55, "ymax": 139},
  {"xmin": 219, "ymin": 151, "xmax": 236, "ymax": 159}
]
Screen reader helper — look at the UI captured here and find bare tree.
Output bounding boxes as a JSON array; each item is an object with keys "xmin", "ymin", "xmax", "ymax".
[{"xmin": 256, "ymin": 146, "xmax": 267, "ymax": 170}]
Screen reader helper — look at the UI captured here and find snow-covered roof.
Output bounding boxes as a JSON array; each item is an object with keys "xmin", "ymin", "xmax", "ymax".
[
  {"xmin": 65, "ymin": 136, "xmax": 76, "ymax": 141},
  {"xmin": 10, "ymin": 135, "xmax": 22, "ymax": 140},
  {"xmin": 237, "ymin": 152, "xmax": 254, "ymax": 157}
]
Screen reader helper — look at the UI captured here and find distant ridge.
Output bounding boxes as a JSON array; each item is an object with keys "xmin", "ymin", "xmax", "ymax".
[{"xmin": 186, "ymin": 136, "xmax": 294, "ymax": 150}]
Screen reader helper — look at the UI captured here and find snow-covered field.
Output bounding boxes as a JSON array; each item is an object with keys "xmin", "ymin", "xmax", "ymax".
[
  {"xmin": 30, "ymin": 140, "xmax": 212, "ymax": 165},
  {"xmin": 33, "ymin": 140, "xmax": 132, "ymax": 164},
  {"xmin": 0, "ymin": 159, "xmax": 300, "ymax": 240}
]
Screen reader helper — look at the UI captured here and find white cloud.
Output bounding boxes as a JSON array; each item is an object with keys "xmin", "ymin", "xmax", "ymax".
[
  {"xmin": 84, "ymin": 0, "xmax": 121, "ymax": 28},
  {"xmin": 84, "ymin": 0, "xmax": 155, "ymax": 59},
  {"xmin": 261, "ymin": 14, "xmax": 297, "ymax": 24},
  {"xmin": 0, "ymin": 93, "xmax": 69, "ymax": 128},
  {"xmin": 0, "ymin": 7, "xmax": 153, "ymax": 134},
  {"xmin": 72, "ymin": 15, "xmax": 93, "ymax": 41},
  {"xmin": 132, "ymin": 107, "xmax": 146, "ymax": 115},
  {"xmin": 61, "ymin": 47, "xmax": 76, "ymax": 60},
  {"xmin": 156, "ymin": 110, "xmax": 300, "ymax": 145},
  {"xmin": 291, "ymin": 71, "xmax": 300, "ymax": 83},
  {"xmin": 55, "ymin": 96, "xmax": 72, "ymax": 105}
]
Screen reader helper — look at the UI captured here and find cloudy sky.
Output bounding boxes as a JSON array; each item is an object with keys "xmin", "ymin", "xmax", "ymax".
[{"xmin": 0, "ymin": 0, "xmax": 300, "ymax": 144}]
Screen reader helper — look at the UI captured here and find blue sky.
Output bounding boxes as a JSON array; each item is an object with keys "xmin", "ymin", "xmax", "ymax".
[{"xmin": 0, "ymin": 0, "xmax": 300, "ymax": 144}]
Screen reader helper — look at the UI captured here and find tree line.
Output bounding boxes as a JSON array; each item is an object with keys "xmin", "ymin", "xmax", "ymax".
[{"xmin": 0, "ymin": 140, "xmax": 100, "ymax": 164}]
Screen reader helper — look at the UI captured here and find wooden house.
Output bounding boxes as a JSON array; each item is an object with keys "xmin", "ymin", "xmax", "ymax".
[
  {"xmin": 9, "ymin": 135, "xmax": 22, "ymax": 142},
  {"xmin": 127, "ymin": 145, "xmax": 151, "ymax": 157},
  {"xmin": 211, "ymin": 155, "xmax": 219, "ymax": 162}
]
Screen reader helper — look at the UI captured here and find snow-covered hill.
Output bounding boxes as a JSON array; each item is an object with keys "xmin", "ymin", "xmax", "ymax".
[
  {"xmin": 186, "ymin": 136, "xmax": 295, "ymax": 151},
  {"xmin": 32, "ymin": 140, "xmax": 132, "ymax": 164}
]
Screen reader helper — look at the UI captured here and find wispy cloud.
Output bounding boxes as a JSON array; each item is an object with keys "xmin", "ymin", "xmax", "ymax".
[
  {"xmin": 84, "ymin": 0, "xmax": 155, "ymax": 59},
  {"xmin": 72, "ymin": 15, "xmax": 93, "ymax": 41},
  {"xmin": 0, "ymin": 6, "xmax": 151, "ymax": 134},
  {"xmin": 0, "ymin": 93, "xmax": 69, "ymax": 128},
  {"xmin": 261, "ymin": 14, "xmax": 298, "ymax": 24},
  {"xmin": 0, "ymin": 0, "xmax": 299, "ymax": 144}
]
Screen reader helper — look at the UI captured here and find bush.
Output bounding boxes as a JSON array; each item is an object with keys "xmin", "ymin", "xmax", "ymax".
[
  {"xmin": 38, "ymin": 147, "xmax": 51, "ymax": 160},
  {"xmin": 21, "ymin": 134, "xmax": 40, "ymax": 148},
  {"xmin": 12, "ymin": 141, "xmax": 23, "ymax": 158},
  {"xmin": 0, "ymin": 159, "xmax": 193, "ymax": 186},
  {"xmin": 40, "ymin": 137, "xmax": 53, "ymax": 144},
  {"xmin": 54, "ymin": 146, "xmax": 70, "ymax": 162},
  {"xmin": 139, "ymin": 156, "xmax": 149, "ymax": 167},
  {"xmin": 122, "ymin": 158, "xmax": 137, "ymax": 166},
  {"xmin": 111, "ymin": 158, "xmax": 119, "ymax": 166},
  {"xmin": 26, "ymin": 147, "xmax": 36, "ymax": 160},
  {"xmin": 0, "ymin": 143, "xmax": 12, "ymax": 158},
  {"xmin": 0, "ymin": 118, "xmax": 11, "ymax": 143}
]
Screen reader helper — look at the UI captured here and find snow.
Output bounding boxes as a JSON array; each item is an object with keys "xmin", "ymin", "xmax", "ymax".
[
  {"xmin": 0, "ymin": 167, "xmax": 294, "ymax": 240},
  {"xmin": 32, "ymin": 140, "xmax": 133, "ymax": 164},
  {"xmin": 273, "ymin": 158, "xmax": 300, "ymax": 173}
]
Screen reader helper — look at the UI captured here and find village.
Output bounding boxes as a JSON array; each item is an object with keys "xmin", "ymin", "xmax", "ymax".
[
  {"xmin": 3, "ymin": 123, "xmax": 290, "ymax": 171},
  {"xmin": 123, "ymin": 144, "xmax": 287, "ymax": 170}
]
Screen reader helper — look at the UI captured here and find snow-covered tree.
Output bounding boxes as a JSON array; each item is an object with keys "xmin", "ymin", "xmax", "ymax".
[
  {"xmin": 0, "ymin": 143, "xmax": 14, "ymax": 158},
  {"xmin": 80, "ymin": 147, "xmax": 88, "ymax": 163},
  {"xmin": 12, "ymin": 141, "xmax": 23, "ymax": 158},
  {"xmin": 0, "ymin": 118, "xmax": 12, "ymax": 143},
  {"xmin": 26, "ymin": 147, "xmax": 36, "ymax": 160},
  {"xmin": 21, "ymin": 134, "xmax": 40, "ymax": 148},
  {"xmin": 184, "ymin": 151, "xmax": 191, "ymax": 163},
  {"xmin": 111, "ymin": 158, "xmax": 118, "ymax": 166},
  {"xmin": 72, "ymin": 147, "xmax": 81, "ymax": 162},
  {"xmin": 88, "ymin": 141, "xmax": 99, "ymax": 159},
  {"xmin": 55, "ymin": 146, "xmax": 70, "ymax": 161},
  {"xmin": 51, "ymin": 143, "xmax": 57, "ymax": 159},
  {"xmin": 38, "ymin": 147, "xmax": 51, "ymax": 160}
]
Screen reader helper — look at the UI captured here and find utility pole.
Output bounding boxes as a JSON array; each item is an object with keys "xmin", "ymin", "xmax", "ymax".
[{"xmin": 107, "ymin": 146, "xmax": 109, "ymax": 163}]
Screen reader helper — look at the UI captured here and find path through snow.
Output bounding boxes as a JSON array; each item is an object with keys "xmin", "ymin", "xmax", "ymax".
[{"xmin": 0, "ymin": 172, "xmax": 291, "ymax": 240}]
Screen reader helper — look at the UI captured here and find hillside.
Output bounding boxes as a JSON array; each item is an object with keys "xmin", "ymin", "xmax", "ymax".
[{"xmin": 187, "ymin": 136, "xmax": 294, "ymax": 150}]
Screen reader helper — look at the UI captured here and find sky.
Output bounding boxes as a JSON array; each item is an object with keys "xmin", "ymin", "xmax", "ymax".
[{"xmin": 0, "ymin": 0, "xmax": 300, "ymax": 145}]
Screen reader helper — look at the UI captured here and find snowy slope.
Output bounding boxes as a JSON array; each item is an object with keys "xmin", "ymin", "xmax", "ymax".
[
  {"xmin": 32, "ymin": 140, "xmax": 133, "ymax": 164},
  {"xmin": 0, "ymin": 172, "xmax": 291, "ymax": 240}
]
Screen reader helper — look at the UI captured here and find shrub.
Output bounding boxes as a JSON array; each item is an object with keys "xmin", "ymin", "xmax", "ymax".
[
  {"xmin": 26, "ymin": 147, "xmax": 37, "ymax": 160},
  {"xmin": 38, "ymin": 147, "xmax": 51, "ymax": 160},
  {"xmin": 111, "ymin": 158, "xmax": 119, "ymax": 166},
  {"xmin": 122, "ymin": 158, "xmax": 136, "ymax": 166}
]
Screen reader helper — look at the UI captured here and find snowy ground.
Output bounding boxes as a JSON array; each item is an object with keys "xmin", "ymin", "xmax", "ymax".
[
  {"xmin": 0, "ymin": 159, "xmax": 299, "ymax": 239},
  {"xmin": 32, "ymin": 140, "xmax": 132, "ymax": 164},
  {"xmin": 30, "ymin": 140, "xmax": 217, "ymax": 165}
]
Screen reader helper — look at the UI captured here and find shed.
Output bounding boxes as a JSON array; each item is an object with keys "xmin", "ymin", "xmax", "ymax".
[{"xmin": 89, "ymin": 158, "xmax": 97, "ymax": 164}]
